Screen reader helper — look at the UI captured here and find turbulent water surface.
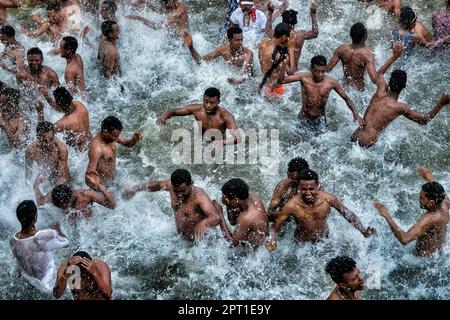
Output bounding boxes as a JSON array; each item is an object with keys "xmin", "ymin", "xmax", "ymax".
[{"xmin": 1, "ymin": 0, "xmax": 450, "ymax": 299}]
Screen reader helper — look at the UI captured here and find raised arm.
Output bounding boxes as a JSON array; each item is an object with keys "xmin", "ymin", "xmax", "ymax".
[
  {"xmin": 0, "ymin": 0, "xmax": 20, "ymax": 8},
  {"xmin": 264, "ymin": 1, "xmax": 274, "ymax": 37},
  {"xmin": 56, "ymin": 143, "xmax": 69, "ymax": 185},
  {"xmin": 279, "ymin": 72, "xmax": 306, "ymax": 85},
  {"xmin": 327, "ymin": 46, "xmax": 342, "ymax": 73},
  {"xmin": 21, "ymin": 22, "xmax": 49, "ymax": 38},
  {"xmin": 86, "ymin": 188, "xmax": 116, "ymax": 209},
  {"xmin": 267, "ymin": 181, "xmax": 287, "ymax": 220},
  {"xmin": 115, "ymin": 132, "xmax": 142, "ymax": 148},
  {"xmin": 156, "ymin": 104, "xmax": 198, "ymax": 125},
  {"xmin": 125, "ymin": 15, "xmax": 162, "ymax": 29},
  {"xmin": 402, "ymin": 93, "xmax": 450, "ymax": 125},
  {"xmin": 375, "ymin": 42, "xmax": 404, "ymax": 80},
  {"xmin": 53, "ymin": 262, "xmax": 69, "ymax": 299},
  {"xmin": 332, "ymin": 79, "xmax": 364, "ymax": 126},
  {"xmin": 330, "ymin": 195, "xmax": 375, "ymax": 237},
  {"xmin": 374, "ymin": 202, "xmax": 433, "ymax": 245},
  {"xmin": 303, "ymin": 2, "xmax": 318, "ymax": 40},
  {"xmin": 417, "ymin": 166, "xmax": 435, "ymax": 183},
  {"xmin": 80, "ymin": 259, "xmax": 112, "ymax": 300},
  {"xmin": 122, "ymin": 180, "xmax": 170, "ymax": 199}
]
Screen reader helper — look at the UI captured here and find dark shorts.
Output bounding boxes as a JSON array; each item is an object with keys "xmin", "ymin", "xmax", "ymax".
[{"xmin": 296, "ymin": 117, "xmax": 328, "ymax": 136}]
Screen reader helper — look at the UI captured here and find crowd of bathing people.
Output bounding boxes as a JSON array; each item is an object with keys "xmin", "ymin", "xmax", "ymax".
[{"xmin": 0, "ymin": 0, "xmax": 449, "ymax": 300}]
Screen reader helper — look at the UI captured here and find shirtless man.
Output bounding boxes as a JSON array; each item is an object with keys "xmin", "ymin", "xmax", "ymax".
[
  {"xmin": 99, "ymin": 20, "xmax": 120, "ymax": 78},
  {"xmin": 266, "ymin": 2, "xmax": 318, "ymax": 74},
  {"xmin": 0, "ymin": 0, "xmax": 20, "ymax": 25},
  {"xmin": 156, "ymin": 87, "xmax": 240, "ymax": 150},
  {"xmin": 16, "ymin": 47, "xmax": 60, "ymax": 103},
  {"xmin": 268, "ymin": 157, "xmax": 309, "ymax": 222},
  {"xmin": 266, "ymin": 169, "xmax": 375, "ymax": 251},
  {"xmin": 85, "ymin": 116, "xmax": 141, "ymax": 191},
  {"xmin": 0, "ymin": 25, "xmax": 24, "ymax": 74},
  {"xmin": 25, "ymin": 121, "xmax": 70, "ymax": 186},
  {"xmin": 34, "ymin": 182, "xmax": 115, "ymax": 222},
  {"xmin": 22, "ymin": 2, "xmax": 67, "ymax": 42},
  {"xmin": 328, "ymin": 23, "xmax": 404, "ymax": 91},
  {"xmin": 50, "ymin": 87, "xmax": 91, "ymax": 151},
  {"xmin": 258, "ymin": 22, "xmax": 290, "ymax": 97},
  {"xmin": 184, "ymin": 27, "xmax": 253, "ymax": 85},
  {"xmin": 122, "ymin": 169, "xmax": 220, "ymax": 241},
  {"xmin": 59, "ymin": 36, "xmax": 86, "ymax": 94},
  {"xmin": 325, "ymin": 256, "xmax": 364, "ymax": 300},
  {"xmin": 374, "ymin": 166, "xmax": 450, "ymax": 257},
  {"xmin": 351, "ymin": 70, "xmax": 450, "ymax": 148},
  {"xmin": 54, "ymin": 251, "xmax": 112, "ymax": 300},
  {"xmin": 215, "ymin": 178, "xmax": 268, "ymax": 250},
  {"xmin": 0, "ymin": 87, "xmax": 29, "ymax": 148},
  {"xmin": 279, "ymin": 55, "xmax": 363, "ymax": 128},
  {"xmin": 125, "ymin": 0, "xmax": 189, "ymax": 37},
  {"xmin": 358, "ymin": 0, "xmax": 401, "ymax": 18}
]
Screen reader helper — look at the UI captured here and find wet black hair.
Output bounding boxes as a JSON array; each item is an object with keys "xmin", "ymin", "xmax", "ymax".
[
  {"xmin": 204, "ymin": 87, "xmax": 220, "ymax": 100},
  {"xmin": 311, "ymin": 55, "xmax": 327, "ymax": 68},
  {"xmin": 51, "ymin": 184, "xmax": 73, "ymax": 208},
  {"xmin": 1, "ymin": 88, "xmax": 20, "ymax": 107},
  {"xmin": 102, "ymin": 0, "xmax": 117, "ymax": 13},
  {"xmin": 389, "ymin": 69, "xmax": 407, "ymax": 93},
  {"xmin": 73, "ymin": 251, "xmax": 92, "ymax": 260},
  {"xmin": 62, "ymin": 36, "xmax": 78, "ymax": 54},
  {"xmin": 46, "ymin": 2, "xmax": 61, "ymax": 11},
  {"xmin": 53, "ymin": 87, "xmax": 73, "ymax": 111},
  {"xmin": 101, "ymin": 116, "xmax": 123, "ymax": 132},
  {"xmin": 227, "ymin": 26, "xmax": 242, "ymax": 40},
  {"xmin": 400, "ymin": 6, "xmax": 417, "ymax": 29},
  {"xmin": 282, "ymin": 9, "xmax": 298, "ymax": 26},
  {"xmin": 170, "ymin": 169, "xmax": 192, "ymax": 187},
  {"xmin": 0, "ymin": 25, "xmax": 15, "ymax": 37},
  {"xmin": 274, "ymin": 22, "xmax": 291, "ymax": 39},
  {"xmin": 36, "ymin": 121, "xmax": 54, "ymax": 134},
  {"xmin": 288, "ymin": 157, "xmax": 309, "ymax": 174},
  {"xmin": 16, "ymin": 200, "xmax": 37, "ymax": 229},
  {"xmin": 350, "ymin": 22, "xmax": 367, "ymax": 44},
  {"xmin": 299, "ymin": 169, "xmax": 319, "ymax": 183},
  {"xmin": 325, "ymin": 256, "xmax": 357, "ymax": 284},
  {"xmin": 101, "ymin": 20, "xmax": 117, "ymax": 37},
  {"xmin": 222, "ymin": 178, "xmax": 249, "ymax": 200},
  {"xmin": 27, "ymin": 47, "xmax": 43, "ymax": 57},
  {"xmin": 422, "ymin": 182, "xmax": 446, "ymax": 205}
]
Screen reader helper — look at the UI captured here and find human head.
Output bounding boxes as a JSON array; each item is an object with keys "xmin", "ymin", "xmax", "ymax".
[
  {"xmin": 310, "ymin": 55, "xmax": 327, "ymax": 83},
  {"xmin": 36, "ymin": 121, "xmax": 55, "ymax": 148},
  {"xmin": 388, "ymin": 69, "xmax": 407, "ymax": 93},
  {"xmin": 46, "ymin": 2, "xmax": 61, "ymax": 23},
  {"xmin": 203, "ymin": 87, "xmax": 220, "ymax": 115},
  {"xmin": 27, "ymin": 47, "xmax": 43, "ymax": 73},
  {"xmin": 16, "ymin": 200, "xmax": 37, "ymax": 230},
  {"xmin": 60, "ymin": 36, "xmax": 78, "ymax": 58},
  {"xmin": 72, "ymin": 251, "xmax": 93, "ymax": 274},
  {"xmin": 221, "ymin": 178, "xmax": 249, "ymax": 211},
  {"xmin": 420, "ymin": 182, "xmax": 446, "ymax": 210},
  {"xmin": 274, "ymin": 23, "xmax": 290, "ymax": 46},
  {"xmin": 53, "ymin": 87, "xmax": 73, "ymax": 113},
  {"xmin": 227, "ymin": 26, "xmax": 244, "ymax": 51},
  {"xmin": 51, "ymin": 184, "xmax": 73, "ymax": 209},
  {"xmin": 0, "ymin": 25, "xmax": 15, "ymax": 44},
  {"xmin": 350, "ymin": 22, "xmax": 367, "ymax": 44},
  {"xmin": 287, "ymin": 157, "xmax": 309, "ymax": 181},
  {"xmin": 100, "ymin": 0, "xmax": 117, "ymax": 20},
  {"xmin": 282, "ymin": 9, "xmax": 298, "ymax": 27},
  {"xmin": 325, "ymin": 256, "xmax": 364, "ymax": 292},
  {"xmin": 101, "ymin": 116, "xmax": 122, "ymax": 143},
  {"xmin": 0, "ymin": 88, "xmax": 20, "ymax": 114},
  {"xmin": 399, "ymin": 6, "xmax": 417, "ymax": 30},
  {"xmin": 101, "ymin": 20, "xmax": 119, "ymax": 40},
  {"xmin": 170, "ymin": 169, "xmax": 193, "ymax": 200},
  {"xmin": 298, "ymin": 169, "xmax": 319, "ymax": 204},
  {"xmin": 240, "ymin": 0, "xmax": 254, "ymax": 14},
  {"xmin": 161, "ymin": 0, "xmax": 177, "ymax": 10}
]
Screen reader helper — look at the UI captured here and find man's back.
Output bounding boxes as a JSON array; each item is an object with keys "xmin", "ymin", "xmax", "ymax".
[{"xmin": 335, "ymin": 44, "xmax": 374, "ymax": 89}]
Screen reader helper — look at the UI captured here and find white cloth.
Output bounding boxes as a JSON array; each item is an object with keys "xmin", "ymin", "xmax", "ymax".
[
  {"xmin": 10, "ymin": 229, "xmax": 69, "ymax": 293},
  {"xmin": 229, "ymin": 7, "xmax": 267, "ymax": 35}
]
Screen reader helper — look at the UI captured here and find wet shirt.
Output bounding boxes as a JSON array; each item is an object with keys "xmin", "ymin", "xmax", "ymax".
[
  {"xmin": 432, "ymin": 11, "xmax": 450, "ymax": 51},
  {"xmin": 230, "ymin": 8, "xmax": 267, "ymax": 36},
  {"xmin": 391, "ymin": 27, "xmax": 415, "ymax": 57}
]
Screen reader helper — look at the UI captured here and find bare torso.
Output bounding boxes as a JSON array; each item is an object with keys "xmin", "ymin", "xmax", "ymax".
[
  {"xmin": 54, "ymin": 101, "xmax": 91, "ymax": 151},
  {"xmin": 259, "ymin": 39, "xmax": 288, "ymax": 88},
  {"xmin": 88, "ymin": 135, "xmax": 116, "ymax": 185},
  {"xmin": 65, "ymin": 54, "xmax": 86, "ymax": 94},
  {"xmin": 190, "ymin": 105, "xmax": 230, "ymax": 137},
  {"xmin": 166, "ymin": 4, "xmax": 189, "ymax": 37},
  {"xmin": 299, "ymin": 75, "xmax": 336, "ymax": 120},
  {"xmin": 335, "ymin": 44, "xmax": 373, "ymax": 91},
  {"xmin": 416, "ymin": 200, "xmax": 449, "ymax": 256},
  {"xmin": 26, "ymin": 140, "xmax": 67, "ymax": 182},
  {"xmin": 0, "ymin": 111, "xmax": 29, "ymax": 147}
]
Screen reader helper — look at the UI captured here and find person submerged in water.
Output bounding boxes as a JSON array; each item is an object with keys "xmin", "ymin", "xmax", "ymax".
[
  {"xmin": 53, "ymin": 251, "xmax": 112, "ymax": 300},
  {"xmin": 266, "ymin": 169, "xmax": 375, "ymax": 251},
  {"xmin": 122, "ymin": 169, "xmax": 221, "ymax": 241},
  {"xmin": 374, "ymin": 166, "xmax": 450, "ymax": 257},
  {"xmin": 99, "ymin": 20, "xmax": 121, "ymax": 78},
  {"xmin": 0, "ymin": 25, "xmax": 25, "ymax": 74},
  {"xmin": 184, "ymin": 26, "xmax": 253, "ymax": 85},
  {"xmin": 351, "ymin": 70, "xmax": 450, "ymax": 148},
  {"xmin": 325, "ymin": 256, "xmax": 365, "ymax": 300}
]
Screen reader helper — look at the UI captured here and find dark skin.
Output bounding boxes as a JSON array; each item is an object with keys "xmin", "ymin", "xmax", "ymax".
[
  {"xmin": 351, "ymin": 74, "xmax": 450, "ymax": 148},
  {"xmin": 122, "ymin": 180, "xmax": 220, "ymax": 241},
  {"xmin": 266, "ymin": 179, "xmax": 375, "ymax": 251},
  {"xmin": 268, "ymin": 169, "xmax": 301, "ymax": 222},
  {"xmin": 258, "ymin": 33, "xmax": 290, "ymax": 90},
  {"xmin": 0, "ymin": 94, "xmax": 29, "ymax": 148},
  {"xmin": 327, "ymin": 267, "xmax": 364, "ymax": 300},
  {"xmin": 358, "ymin": 0, "xmax": 401, "ymax": 18},
  {"xmin": 156, "ymin": 95, "xmax": 240, "ymax": 151},
  {"xmin": 216, "ymin": 194, "xmax": 268, "ymax": 250},
  {"xmin": 22, "ymin": 9, "xmax": 68, "ymax": 42},
  {"xmin": 53, "ymin": 256, "xmax": 112, "ymax": 300},
  {"xmin": 327, "ymin": 38, "xmax": 404, "ymax": 91},
  {"xmin": 0, "ymin": 0, "xmax": 21, "ymax": 24},
  {"xmin": 183, "ymin": 31, "xmax": 253, "ymax": 85},
  {"xmin": 374, "ymin": 166, "xmax": 450, "ymax": 256},
  {"xmin": 280, "ymin": 65, "xmax": 364, "ymax": 126},
  {"xmin": 60, "ymin": 39, "xmax": 86, "ymax": 94},
  {"xmin": 99, "ymin": 24, "xmax": 121, "ymax": 78},
  {"xmin": 0, "ymin": 34, "xmax": 25, "ymax": 74}
]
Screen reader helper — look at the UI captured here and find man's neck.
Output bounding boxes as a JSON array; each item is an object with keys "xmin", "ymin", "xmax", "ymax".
[
  {"xmin": 351, "ymin": 42, "xmax": 365, "ymax": 49},
  {"xmin": 387, "ymin": 90, "xmax": 400, "ymax": 100},
  {"xmin": 18, "ymin": 227, "xmax": 37, "ymax": 238},
  {"xmin": 106, "ymin": 37, "xmax": 116, "ymax": 45},
  {"xmin": 337, "ymin": 287, "xmax": 358, "ymax": 300}
]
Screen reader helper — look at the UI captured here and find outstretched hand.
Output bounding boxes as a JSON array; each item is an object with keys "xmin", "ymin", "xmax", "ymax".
[
  {"xmin": 439, "ymin": 92, "xmax": 450, "ymax": 106},
  {"xmin": 417, "ymin": 166, "xmax": 434, "ymax": 182},
  {"xmin": 362, "ymin": 226, "xmax": 376, "ymax": 237},
  {"xmin": 267, "ymin": 1, "xmax": 274, "ymax": 14},
  {"xmin": 310, "ymin": 1, "xmax": 317, "ymax": 15},
  {"xmin": 374, "ymin": 202, "xmax": 389, "ymax": 219},
  {"xmin": 392, "ymin": 41, "xmax": 404, "ymax": 59}
]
